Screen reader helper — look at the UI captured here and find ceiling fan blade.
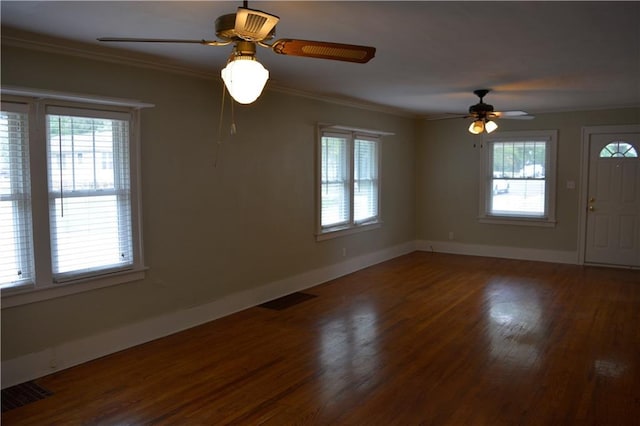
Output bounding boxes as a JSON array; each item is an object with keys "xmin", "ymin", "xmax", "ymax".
[
  {"xmin": 499, "ymin": 115, "xmax": 536, "ymax": 120},
  {"xmin": 425, "ymin": 114, "xmax": 468, "ymax": 121},
  {"xmin": 97, "ymin": 37, "xmax": 230, "ymax": 46},
  {"xmin": 234, "ymin": 7, "xmax": 279, "ymax": 42},
  {"xmin": 492, "ymin": 111, "xmax": 535, "ymax": 120},
  {"xmin": 270, "ymin": 39, "xmax": 375, "ymax": 63},
  {"xmin": 493, "ymin": 110, "xmax": 529, "ymax": 117}
]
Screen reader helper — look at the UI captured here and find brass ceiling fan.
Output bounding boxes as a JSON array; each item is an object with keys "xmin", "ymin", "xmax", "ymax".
[
  {"xmin": 98, "ymin": 1, "xmax": 376, "ymax": 104},
  {"xmin": 431, "ymin": 89, "xmax": 535, "ymax": 134}
]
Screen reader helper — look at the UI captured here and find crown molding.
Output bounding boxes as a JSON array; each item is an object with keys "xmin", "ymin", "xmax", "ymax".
[
  {"xmin": 266, "ymin": 82, "xmax": 416, "ymax": 118},
  {"xmin": 1, "ymin": 28, "xmax": 215, "ymax": 81},
  {"xmin": 2, "ymin": 27, "xmax": 415, "ymax": 118}
]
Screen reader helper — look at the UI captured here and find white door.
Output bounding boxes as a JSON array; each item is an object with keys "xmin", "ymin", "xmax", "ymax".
[{"xmin": 584, "ymin": 131, "xmax": 640, "ymax": 267}]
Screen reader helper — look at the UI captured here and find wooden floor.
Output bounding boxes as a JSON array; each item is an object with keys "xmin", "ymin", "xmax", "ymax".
[{"xmin": 3, "ymin": 252, "xmax": 640, "ymax": 425}]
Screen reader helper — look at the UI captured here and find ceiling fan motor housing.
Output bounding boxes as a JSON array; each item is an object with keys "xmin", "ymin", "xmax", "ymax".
[
  {"xmin": 215, "ymin": 9, "xmax": 277, "ymax": 42},
  {"xmin": 215, "ymin": 14, "xmax": 239, "ymax": 40},
  {"xmin": 469, "ymin": 89, "xmax": 494, "ymax": 118},
  {"xmin": 469, "ymin": 102, "xmax": 494, "ymax": 117}
]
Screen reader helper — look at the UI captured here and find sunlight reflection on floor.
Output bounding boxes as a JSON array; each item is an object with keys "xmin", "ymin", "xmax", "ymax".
[
  {"xmin": 317, "ymin": 301, "xmax": 380, "ymax": 403},
  {"xmin": 485, "ymin": 278, "xmax": 543, "ymax": 371}
]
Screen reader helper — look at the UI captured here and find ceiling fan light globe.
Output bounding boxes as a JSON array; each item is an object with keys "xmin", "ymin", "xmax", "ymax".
[
  {"xmin": 221, "ymin": 57, "xmax": 269, "ymax": 104},
  {"xmin": 469, "ymin": 120, "xmax": 484, "ymax": 134},
  {"xmin": 485, "ymin": 120, "xmax": 498, "ymax": 133}
]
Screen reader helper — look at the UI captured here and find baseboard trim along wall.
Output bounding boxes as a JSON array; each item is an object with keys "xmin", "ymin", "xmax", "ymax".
[
  {"xmin": 416, "ymin": 240, "xmax": 579, "ymax": 265},
  {"xmin": 1, "ymin": 241, "xmax": 416, "ymax": 388}
]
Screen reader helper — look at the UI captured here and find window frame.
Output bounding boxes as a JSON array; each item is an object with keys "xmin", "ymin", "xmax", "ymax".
[
  {"xmin": 316, "ymin": 125, "xmax": 383, "ymax": 240},
  {"xmin": 479, "ymin": 130, "xmax": 558, "ymax": 227},
  {"xmin": 1, "ymin": 91, "xmax": 150, "ymax": 308}
]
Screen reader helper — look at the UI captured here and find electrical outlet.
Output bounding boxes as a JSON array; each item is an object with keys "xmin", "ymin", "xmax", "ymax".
[
  {"xmin": 342, "ymin": 248, "xmax": 347, "ymax": 257},
  {"xmin": 448, "ymin": 231, "xmax": 454, "ymax": 240}
]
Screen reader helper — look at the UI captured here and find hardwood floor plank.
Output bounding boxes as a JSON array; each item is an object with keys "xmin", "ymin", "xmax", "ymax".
[{"xmin": 2, "ymin": 252, "xmax": 639, "ymax": 425}]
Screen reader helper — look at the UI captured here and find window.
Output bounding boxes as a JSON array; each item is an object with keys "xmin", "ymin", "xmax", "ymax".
[
  {"xmin": 317, "ymin": 126, "xmax": 381, "ymax": 239},
  {"xmin": 1, "ymin": 91, "xmax": 148, "ymax": 305},
  {"xmin": 599, "ymin": 141, "xmax": 638, "ymax": 158},
  {"xmin": 479, "ymin": 130, "xmax": 557, "ymax": 226},
  {"xmin": 47, "ymin": 108, "xmax": 133, "ymax": 282}
]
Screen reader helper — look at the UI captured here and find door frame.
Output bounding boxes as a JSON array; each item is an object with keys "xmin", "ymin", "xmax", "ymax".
[{"xmin": 578, "ymin": 124, "xmax": 640, "ymax": 265}]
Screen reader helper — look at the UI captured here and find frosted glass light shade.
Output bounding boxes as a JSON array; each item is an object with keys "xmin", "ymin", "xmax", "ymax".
[
  {"xmin": 485, "ymin": 120, "xmax": 498, "ymax": 133},
  {"xmin": 221, "ymin": 57, "xmax": 269, "ymax": 104},
  {"xmin": 469, "ymin": 120, "xmax": 484, "ymax": 134}
]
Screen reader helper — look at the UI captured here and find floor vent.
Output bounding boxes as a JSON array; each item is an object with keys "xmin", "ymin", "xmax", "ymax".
[
  {"xmin": 1, "ymin": 381, "xmax": 53, "ymax": 412},
  {"xmin": 258, "ymin": 292, "xmax": 317, "ymax": 311}
]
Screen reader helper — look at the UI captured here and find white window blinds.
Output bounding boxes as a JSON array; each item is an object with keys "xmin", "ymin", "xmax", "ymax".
[
  {"xmin": 321, "ymin": 134, "xmax": 350, "ymax": 227},
  {"xmin": 318, "ymin": 126, "xmax": 381, "ymax": 236},
  {"xmin": 479, "ymin": 130, "xmax": 557, "ymax": 227},
  {"xmin": 46, "ymin": 107, "xmax": 133, "ymax": 281},
  {"xmin": 354, "ymin": 137, "xmax": 379, "ymax": 223},
  {"xmin": 0, "ymin": 103, "xmax": 34, "ymax": 289}
]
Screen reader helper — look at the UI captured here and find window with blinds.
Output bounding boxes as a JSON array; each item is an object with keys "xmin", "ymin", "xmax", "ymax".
[
  {"xmin": 489, "ymin": 140, "xmax": 547, "ymax": 217},
  {"xmin": 480, "ymin": 130, "xmax": 557, "ymax": 226},
  {"xmin": 0, "ymin": 103, "xmax": 34, "ymax": 289},
  {"xmin": 46, "ymin": 108, "xmax": 133, "ymax": 281},
  {"xmin": 354, "ymin": 139, "xmax": 378, "ymax": 223},
  {"xmin": 0, "ymin": 91, "xmax": 146, "ymax": 303},
  {"xmin": 321, "ymin": 134, "xmax": 350, "ymax": 228},
  {"xmin": 318, "ymin": 126, "xmax": 381, "ymax": 238}
]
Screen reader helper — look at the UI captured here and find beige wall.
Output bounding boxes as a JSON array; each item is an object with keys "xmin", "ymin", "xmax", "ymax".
[
  {"xmin": 1, "ymin": 45, "xmax": 416, "ymax": 361},
  {"xmin": 415, "ymin": 107, "xmax": 640, "ymax": 250},
  {"xmin": 2, "ymin": 42, "xmax": 639, "ymax": 367}
]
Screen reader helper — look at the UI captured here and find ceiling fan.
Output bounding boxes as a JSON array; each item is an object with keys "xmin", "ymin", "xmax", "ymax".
[
  {"xmin": 430, "ymin": 89, "xmax": 534, "ymax": 134},
  {"xmin": 98, "ymin": 1, "xmax": 376, "ymax": 104}
]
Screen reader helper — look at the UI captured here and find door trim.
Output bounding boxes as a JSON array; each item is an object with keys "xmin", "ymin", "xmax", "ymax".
[{"xmin": 578, "ymin": 124, "xmax": 640, "ymax": 265}]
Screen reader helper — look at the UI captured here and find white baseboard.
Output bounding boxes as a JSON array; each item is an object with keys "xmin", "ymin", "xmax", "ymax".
[
  {"xmin": 1, "ymin": 241, "xmax": 416, "ymax": 388},
  {"xmin": 416, "ymin": 240, "xmax": 579, "ymax": 264}
]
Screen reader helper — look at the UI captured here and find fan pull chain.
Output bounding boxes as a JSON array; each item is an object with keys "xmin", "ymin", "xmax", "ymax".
[
  {"xmin": 214, "ymin": 82, "xmax": 227, "ymax": 168},
  {"xmin": 214, "ymin": 81, "xmax": 240, "ymax": 167},
  {"xmin": 230, "ymin": 95, "xmax": 236, "ymax": 135}
]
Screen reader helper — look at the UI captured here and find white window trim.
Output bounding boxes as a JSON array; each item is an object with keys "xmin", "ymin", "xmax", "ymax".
[
  {"xmin": 478, "ymin": 130, "xmax": 558, "ymax": 227},
  {"xmin": 1, "ymin": 89, "xmax": 152, "ymax": 308},
  {"xmin": 316, "ymin": 124, "xmax": 387, "ymax": 241}
]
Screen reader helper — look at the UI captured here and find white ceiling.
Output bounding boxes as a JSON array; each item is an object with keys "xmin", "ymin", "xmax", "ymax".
[{"xmin": 2, "ymin": 1, "xmax": 639, "ymax": 117}]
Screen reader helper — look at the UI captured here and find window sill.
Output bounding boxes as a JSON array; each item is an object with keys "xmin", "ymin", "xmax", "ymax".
[
  {"xmin": 316, "ymin": 221, "xmax": 382, "ymax": 241},
  {"xmin": 479, "ymin": 216, "xmax": 557, "ymax": 227},
  {"xmin": 1, "ymin": 267, "xmax": 148, "ymax": 308}
]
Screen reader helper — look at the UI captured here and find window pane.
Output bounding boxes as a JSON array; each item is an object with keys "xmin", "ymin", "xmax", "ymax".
[
  {"xmin": 47, "ymin": 114, "xmax": 132, "ymax": 279},
  {"xmin": 493, "ymin": 141, "xmax": 545, "ymax": 178},
  {"xmin": 321, "ymin": 136, "xmax": 349, "ymax": 227},
  {"xmin": 354, "ymin": 139, "xmax": 378, "ymax": 222},
  {"xmin": 490, "ymin": 179, "xmax": 545, "ymax": 216},
  {"xmin": 50, "ymin": 195, "xmax": 131, "ymax": 274},
  {"xmin": 0, "ymin": 108, "xmax": 34, "ymax": 289},
  {"xmin": 490, "ymin": 141, "xmax": 547, "ymax": 217},
  {"xmin": 599, "ymin": 141, "xmax": 638, "ymax": 158}
]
